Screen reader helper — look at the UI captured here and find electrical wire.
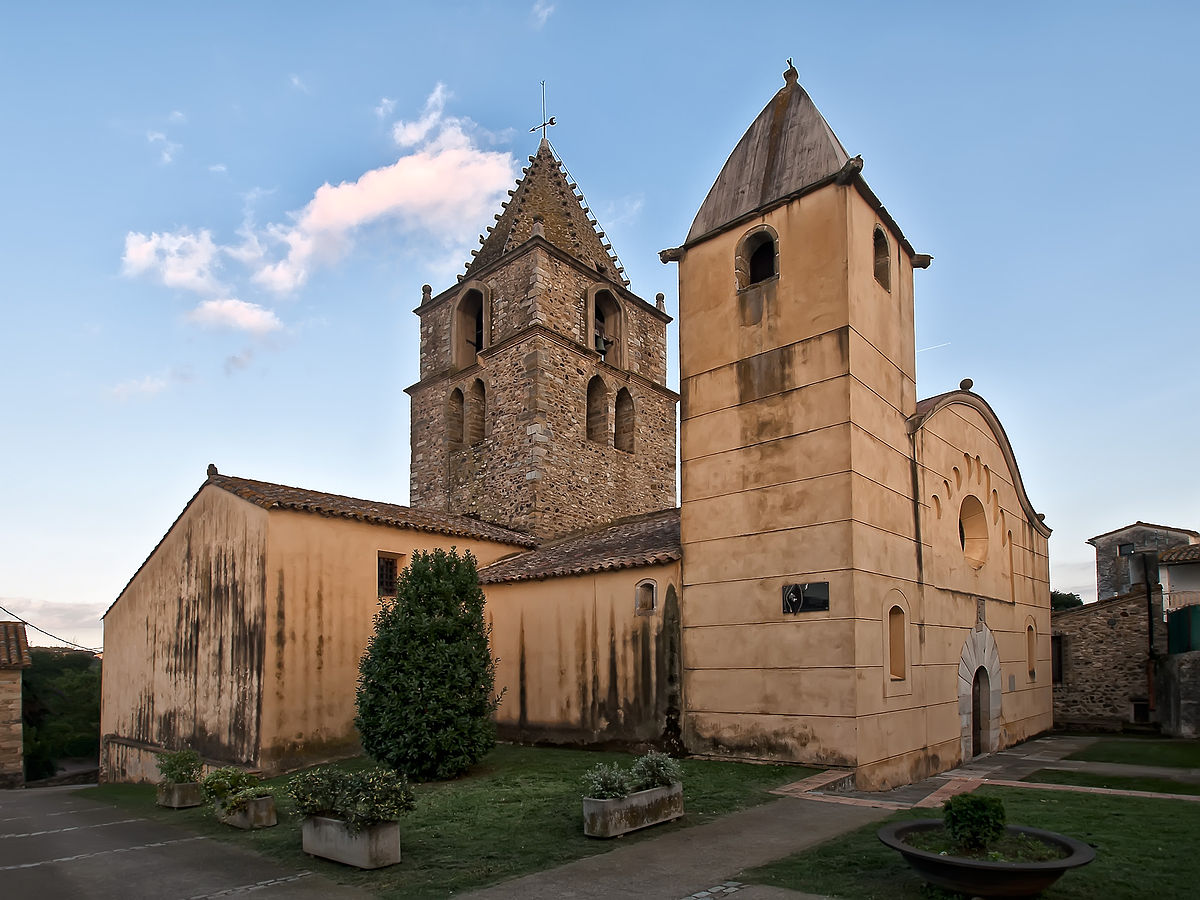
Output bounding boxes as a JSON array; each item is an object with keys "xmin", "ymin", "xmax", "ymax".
[{"xmin": 0, "ymin": 602, "xmax": 102, "ymax": 653}]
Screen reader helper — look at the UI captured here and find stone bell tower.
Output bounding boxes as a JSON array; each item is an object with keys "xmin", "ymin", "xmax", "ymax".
[{"xmin": 407, "ymin": 139, "xmax": 678, "ymax": 539}]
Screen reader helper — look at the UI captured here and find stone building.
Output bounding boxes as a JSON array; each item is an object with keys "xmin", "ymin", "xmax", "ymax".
[
  {"xmin": 1, "ymin": 621, "xmax": 32, "ymax": 788},
  {"xmin": 1087, "ymin": 522, "xmax": 1199, "ymax": 600},
  {"xmin": 102, "ymin": 66, "xmax": 1052, "ymax": 790}
]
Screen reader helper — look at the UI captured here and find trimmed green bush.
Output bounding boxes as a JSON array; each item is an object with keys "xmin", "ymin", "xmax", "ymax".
[
  {"xmin": 155, "ymin": 749, "xmax": 202, "ymax": 784},
  {"xmin": 582, "ymin": 762, "xmax": 634, "ymax": 799},
  {"xmin": 200, "ymin": 766, "xmax": 268, "ymax": 812},
  {"xmin": 583, "ymin": 750, "xmax": 684, "ymax": 799},
  {"xmin": 287, "ymin": 765, "xmax": 415, "ymax": 833},
  {"xmin": 356, "ymin": 548, "xmax": 501, "ymax": 780},
  {"xmin": 944, "ymin": 793, "xmax": 1006, "ymax": 851},
  {"xmin": 630, "ymin": 750, "xmax": 682, "ymax": 791}
]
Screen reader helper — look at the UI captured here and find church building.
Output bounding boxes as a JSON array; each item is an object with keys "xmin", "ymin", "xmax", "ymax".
[{"xmin": 101, "ymin": 66, "xmax": 1052, "ymax": 790}]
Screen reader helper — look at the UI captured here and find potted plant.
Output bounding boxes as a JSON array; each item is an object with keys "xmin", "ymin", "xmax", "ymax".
[
  {"xmin": 155, "ymin": 749, "xmax": 204, "ymax": 809},
  {"xmin": 287, "ymin": 765, "xmax": 415, "ymax": 869},
  {"xmin": 877, "ymin": 793, "xmax": 1095, "ymax": 898},
  {"xmin": 582, "ymin": 750, "xmax": 684, "ymax": 838},
  {"xmin": 201, "ymin": 766, "xmax": 277, "ymax": 829}
]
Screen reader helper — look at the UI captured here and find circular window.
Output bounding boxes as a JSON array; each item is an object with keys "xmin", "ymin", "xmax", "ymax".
[{"xmin": 959, "ymin": 495, "xmax": 989, "ymax": 568}]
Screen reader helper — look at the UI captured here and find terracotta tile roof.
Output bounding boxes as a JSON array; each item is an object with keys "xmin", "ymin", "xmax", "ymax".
[
  {"xmin": 479, "ymin": 508, "xmax": 680, "ymax": 584},
  {"xmin": 0, "ymin": 622, "xmax": 32, "ymax": 668},
  {"xmin": 1161, "ymin": 545, "xmax": 1200, "ymax": 564},
  {"xmin": 207, "ymin": 469, "xmax": 537, "ymax": 548},
  {"xmin": 467, "ymin": 138, "xmax": 627, "ymax": 285}
]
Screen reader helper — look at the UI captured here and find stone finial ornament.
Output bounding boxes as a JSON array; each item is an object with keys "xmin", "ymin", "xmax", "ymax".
[
  {"xmin": 960, "ymin": 378, "xmax": 974, "ymax": 392},
  {"xmin": 421, "ymin": 284, "xmax": 432, "ymax": 303},
  {"xmin": 207, "ymin": 464, "xmax": 218, "ymax": 477},
  {"xmin": 531, "ymin": 215, "xmax": 545, "ymax": 238},
  {"xmin": 655, "ymin": 292, "xmax": 666, "ymax": 311},
  {"xmin": 784, "ymin": 58, "xmax": 798, "ymax": 85}
]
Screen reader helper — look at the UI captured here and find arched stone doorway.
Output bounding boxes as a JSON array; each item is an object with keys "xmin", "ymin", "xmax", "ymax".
[{"xmin": 959, "ymin": 625, "xmax": 1002, "ymax": 760}]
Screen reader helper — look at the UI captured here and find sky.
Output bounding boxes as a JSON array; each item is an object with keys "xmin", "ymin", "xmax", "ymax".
[{"xmin": 2, "ymin": 1, "xmax": 1197, "ymax": 651}]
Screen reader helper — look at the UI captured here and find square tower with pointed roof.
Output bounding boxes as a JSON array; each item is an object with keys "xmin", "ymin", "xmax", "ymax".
[{"xmin": 406, "ymin": 140, "xmax": 678, "ymax": 539}]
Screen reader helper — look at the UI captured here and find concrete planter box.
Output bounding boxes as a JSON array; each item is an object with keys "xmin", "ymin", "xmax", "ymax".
[
  {"xmin": 301, "ymin": 815, "xmax": 401, "ymax": 869},
  {"xmin": 583, "ymin": 782, "xmax": 684, "ymax": 838},
  {"xmin": 156, "ymin": 782, "xmax": 203, "ymax": 809},
  {"xmin": 217, "ymin": 796, "xmax": 277, "ymax": 830}
]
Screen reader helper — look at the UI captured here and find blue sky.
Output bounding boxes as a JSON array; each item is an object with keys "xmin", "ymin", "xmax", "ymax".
[{"xmin": 2, "ymin": 1, "xmax": 1197, "ymax": 650}]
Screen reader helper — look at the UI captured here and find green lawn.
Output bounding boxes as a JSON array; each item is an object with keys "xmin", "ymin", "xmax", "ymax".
[
  {"xmin": 1023, "ymin": 768, "xmax": 1200, "ymax": 796},
  {"xmin": 1066, "ymin": 738, "xmax": 1200, "ymax": 769},
  {"xmin": 81, "ymin": 744, "xmax": 809, "ymax": 899},
  {"xmin": 744, "ymin": 785, "xmax": 1200, "ymax": 899}
]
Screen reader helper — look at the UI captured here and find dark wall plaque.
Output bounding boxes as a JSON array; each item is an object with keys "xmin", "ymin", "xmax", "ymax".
[{"xmin": 782, "ymin": 582, "xmax": 829, "ymax": 614}]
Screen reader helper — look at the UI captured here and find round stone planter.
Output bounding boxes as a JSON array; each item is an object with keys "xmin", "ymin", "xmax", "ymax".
[
  {"xmin": 877, "ymin": 819, "xmax": 1095, "ymax": 898},
  {"xmin": 156, "ymin": 782, "xmax": 204, "ymax": 809},
  {"xmin": 583, "ymin": 782, "xmax": 684, "ymax": 838},
  {"xmin": 301, "ymin": 815, "xmax": 401, "ymax": 869}
]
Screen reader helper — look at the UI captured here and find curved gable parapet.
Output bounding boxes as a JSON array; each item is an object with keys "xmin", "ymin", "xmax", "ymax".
[{"xmin": 908, "ymin": 390, "xmax": 1050, "ymax": 539}]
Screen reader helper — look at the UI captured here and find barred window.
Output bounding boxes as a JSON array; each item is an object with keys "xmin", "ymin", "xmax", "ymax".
[{"xmin": 378, "ymin": 554, "xmax": 399, "ymax": 596}]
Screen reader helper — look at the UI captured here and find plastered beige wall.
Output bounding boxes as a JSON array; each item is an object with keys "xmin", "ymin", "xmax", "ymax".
[
  {"xmin": 486, "ymin": 563, "xmax": 680, "ymax": 745},
  {"xmin": 101, "ymin": 486, "xmax": 269, "ymax": 782},
  {"xmin": 258, "ymin": 510, "xmax": 522, "ymax": 774}
]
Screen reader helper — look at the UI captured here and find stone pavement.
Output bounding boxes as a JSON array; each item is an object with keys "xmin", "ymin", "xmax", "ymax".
[{"xmin": 0, "ymin": 785, "xmax": 370, "ymax": 900}]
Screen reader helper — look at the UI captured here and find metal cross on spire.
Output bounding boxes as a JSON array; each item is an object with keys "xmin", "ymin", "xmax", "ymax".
[{"xmin": 529, "ymin": 80, "xmax": 556, "ymax": 139}]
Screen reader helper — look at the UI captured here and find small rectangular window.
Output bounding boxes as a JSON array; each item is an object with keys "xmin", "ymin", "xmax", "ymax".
[
  {"xmin": 1118, "ymin": 543, "xmax": 1135, "ymax": 557},
  {"xmin": 378, "ymin": 554, "xmax": 400, "ymax": 596}
]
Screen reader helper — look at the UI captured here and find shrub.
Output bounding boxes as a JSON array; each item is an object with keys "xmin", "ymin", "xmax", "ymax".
[
  {"xmin": 356, "ymin": 548, "xmax": 501, "ymax": 780},
  {"xmin": 222, "ymin": 784, "xmax": 275, "ymax": 815},
  {"xmin": 583, "ymin": 762, "xmax": 634, "ymax": 800},
  {"xmin": 944, "ymin": 793, "xmax": 1006, "ymax": 851},
  {"xmin": 201, "ymin": 766, "xmax": 262, "ymax": 803},
  {"xmin": 287, "ymin": 765, "xmax": 415, "ymax": 834},
  {"xmin": 630, "ymin": 750, "xmax": 682, "ymax": 791},
  {"xmin": 155, "ymin": 749, "xmax": 202, "ymax": 784}
]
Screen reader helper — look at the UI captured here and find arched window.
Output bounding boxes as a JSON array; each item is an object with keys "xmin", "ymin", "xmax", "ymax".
[
  {"xmin": 635, "ymin": 580, "xmax": 657, "ymax": 615},
  {"xmin": 888, "ymin": 605, "xmax": 906, "ymax": 680},
  {"xmin": 453, "ymin": 287, "xmax": 487, "ymax": 369},
  {"xmin": 586, "ymin": 375, "xmax": 608, "ymax": 444},
  {"xmin": 614, "ymin": 388, "xmax": 634, "ymax": 453},
  {"xmin": 466, "ymin": 379, "xmax": 486, "ymax": 445},
  {"xmin": 736, "ymin": 226, "xmax": 778, "ymax": 290},
  {"xmin": 959, "ymin": 495, "xmax": 989, "ymax": 568},
  {"xmin": 1026, "ymin": 623, "xmax": 1037, "ymax": 680},
  {"xmin": 447, "ymin": 388, "xmax": 464, "ymax": 446},
  {"xmin": 591, "ymin": 289, "xmax": 622, "ymax": 367},
  {"xmin": 873, "ymin": 227, "xmax": 890, "ymax": 291}
]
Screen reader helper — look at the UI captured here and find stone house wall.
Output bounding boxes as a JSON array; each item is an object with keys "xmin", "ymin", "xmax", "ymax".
[
  {"xmin": 1052, "ymin": 589, "xmax": 1168, "ymax": 729},
  {"xmin": 1091, "ymin": 525, "xmax": 1195, "ymax": 600},
  {"xmin": 1158, "ymin": 650, "xmax": 1200, "ymax": 738},
  {"xmin": 0, "ymin": 669, "xmax": 22, "ymax": 788}
]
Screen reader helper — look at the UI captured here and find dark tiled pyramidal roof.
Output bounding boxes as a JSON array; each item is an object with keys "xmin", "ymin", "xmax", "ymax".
[
  {"xmin": 479, "ymin": 507, "xmax": 680, "ymax": 584},
  {"xmin": 1161, "ymin": 544, "xmax": 1200, "ymax": 564},
  {"xmin": 467, "ymin": 138, "xmax": 627, "ymax": 285},
  {"xmin": 0, "ymin": 622, "xmax": 31, "ymax": 668},
  {"xmin": 207, "ymin": 469, "xmax": 537, "ymax": 548}
]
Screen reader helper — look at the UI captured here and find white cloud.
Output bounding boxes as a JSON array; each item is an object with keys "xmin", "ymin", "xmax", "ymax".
[
  {"xmin": 532, "ymin": 0, "xmax": 555, "ymax": 27},
  {"xmin": 289, "ymin": 73, "xmax": 310, "ymax": 93},
  {"xmin": 392, "ymin": 83, "xmax": 449, "ymax": 147},
  {"xmin": 168, "ymin": 110, "xmax": 187, "ymax": 124},
  {"xmin": 111, "ymin": 374, "xmax": 169, "ymax": 400},
  {"xmin": 123, "ymin": 229, "xmax": 224, "ymax": 294},
  {"xmin": 209, "ymin": 163, "xmax": 227, "ymax": 173},
  {"xmin": 0, "ymin": 597, "xmax": 106, "ymax": 650},
  {"xmin": 188, "ymin": 298, "xmax": 282, "ymax": 334},
  {"xmin": 374, "ymin": 97, "xmax": 395, "ymax": 119},
  {"xmin": 146, "ymin": 130, "xmax": 181, "ymax": 164}
]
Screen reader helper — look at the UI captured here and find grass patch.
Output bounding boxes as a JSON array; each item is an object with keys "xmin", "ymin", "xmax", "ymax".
[
  {"xmin": 744, "ymin": 785, "xmax": 1200, "ymax": 899},
  {"xmin": 1023, "ymin": 768, "xmax": 1200, "ymax": 796},
  {"xmin": 1066, "ymin": 738, "xmax": 1200, "ymax": 769},
  {"xmin": 80, "ymin": 744, "xmax": 808, "ymax": 899}
]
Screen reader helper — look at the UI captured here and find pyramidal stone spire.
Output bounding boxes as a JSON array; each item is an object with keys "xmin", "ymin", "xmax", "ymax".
[{"xmin": 467, "ymin": 138, "xmax": 627, "ymax": 285}]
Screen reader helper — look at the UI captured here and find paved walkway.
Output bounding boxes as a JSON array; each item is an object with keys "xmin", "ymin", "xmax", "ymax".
[{"xmin": 0, "ymin": 785, "xmax": 370, "ymax": 900}]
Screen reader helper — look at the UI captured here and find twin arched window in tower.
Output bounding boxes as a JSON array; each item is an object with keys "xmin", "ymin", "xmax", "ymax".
[
  {"xmin": 586, "ymin": 375, "xmax": 635, "ymax": 453},
  {"xmin": 447, "ymin": 379, "xmax": 487, "ymax": 447},
  {"xmin": 453, "ymin": 285, "xmax": 490, "ymax": 370},
  {"xmin": 733, "ymin": 223, "xmax": 893, "ymax": 292}
]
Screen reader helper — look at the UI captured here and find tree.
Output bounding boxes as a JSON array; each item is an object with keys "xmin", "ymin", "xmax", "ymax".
[
  {"xmin": 355, "ymin": 548, "xmax": 501, "ymax": 780},
  {"xmin": 1050, "ymin": 590, "xmax": 1084, "ymax": 611}
]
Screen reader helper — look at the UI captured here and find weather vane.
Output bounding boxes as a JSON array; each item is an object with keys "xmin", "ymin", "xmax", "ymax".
[{"xmin": 529, "ymin": 80, "xmax": 556, "ymax": 139}]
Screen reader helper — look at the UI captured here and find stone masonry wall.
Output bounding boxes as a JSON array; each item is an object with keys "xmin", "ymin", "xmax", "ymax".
[
  {"xmin": 1158, "ymin": 650, "xmax": 1200, "ymax": 738},
  {"xmin": 1092, "ymin": 525, "xmax": 1194, "ymax": 600},
  {"xmin": 1052, "ymin": 590, "xmax": 1167, "ymax": 729},
  {"xmin": 0, "ymin": 669, "xmax": 23, "ymax": 788}
]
